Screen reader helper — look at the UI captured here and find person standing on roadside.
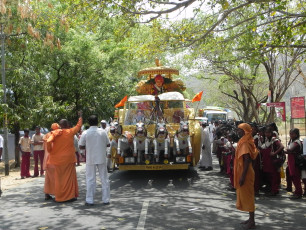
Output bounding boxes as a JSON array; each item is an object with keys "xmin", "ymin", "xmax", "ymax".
[
  {"xmin": 199, "ymin": 122, "xmax": 213, "ymax": 171},
  {"xmin": 47, "ymin": 112, "xmax": 83, "ymax": 202},
  {"xmin": 0, "ymin": 134, "xmax": 3, "ymax": 162},
  {"xmin": 234, "ymin": 123, "xmax": 258, "ymax": 229},
  {"xmin": 303, "ymin": 136, "xmax": 306, "ymax": 196},
  {"xmin": 101, "ymin": 120, "xmax": 110, "ymax": 133},
  {"xmin": 79, "ymin": 115, "xmax": 110, "ymax": 206},
  {"xmin": 31, "ymin": 126, "xmax": 45, "ymax": 177},
  {"xmin": 285, "ymin": 128, "xmax": 303, "ymax": 199},
  {"xmin": 43, "ymin": 123, "xmax": 60, "ymax": 201},
  {"xmin": 19, "ymin": 129, "xmax": 32, "ymax": 179},
  {"xmin": 74, "ymin": 134, "xmax": 81, "ymax": 166}
]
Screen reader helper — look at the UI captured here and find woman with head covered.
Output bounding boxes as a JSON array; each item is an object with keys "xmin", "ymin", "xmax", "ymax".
[
  {"xmin": 43, "ymin": 123, "xmax": 60, "ymax": 200},
  {"xmin": 234, "ymin": 123, "xmax": 258, "ymax": 229}
]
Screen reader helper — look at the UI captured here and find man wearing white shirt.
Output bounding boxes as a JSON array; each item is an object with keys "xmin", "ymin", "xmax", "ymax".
[
  {"xmin": 199, "ymin": 122, "xmax": 213, "ymax": 170},
  {"xmin": 208, "ymin": 122, "xmax": 214, "ymax": 143},
  {"xmin": 0, "ymin": 134, "xmax": 3, "ymax": 162},
  {"xmin": 79, "ymin": 115, "xmax": 110, "ymax": 206},
  {"xmin": 31, "ymin": 126, "xmax": 45, "ymax": 177},
  {"xmin": 100, "ymin": 120, "xmax": 110, "ymax": 133}
]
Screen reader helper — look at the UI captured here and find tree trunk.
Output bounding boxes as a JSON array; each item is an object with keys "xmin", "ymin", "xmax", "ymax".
[{"xmin": 12, "ymin": 122, "xmax": 20, "ymax": 168}]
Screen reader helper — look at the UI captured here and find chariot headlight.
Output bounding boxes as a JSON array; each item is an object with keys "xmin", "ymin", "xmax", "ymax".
[
  {"xmin": 125, "ymin": 157, "xmax": 135, "ymax": 163},
  {"xmin": 176, "ymin": 157, "xmax": 186, "ymax": 163}
]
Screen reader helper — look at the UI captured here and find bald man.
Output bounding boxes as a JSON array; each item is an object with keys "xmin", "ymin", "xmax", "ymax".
[{"xmin": 47, "ymin": 113, "xmax": 83, "ymax": 202}]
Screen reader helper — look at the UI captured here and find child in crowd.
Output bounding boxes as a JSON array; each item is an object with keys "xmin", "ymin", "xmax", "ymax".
[
  {"xmin": 224, "ymin": 132, "xmax": 238, "ymax": 189},
  {"xmin": 259, "ymin": 127, "xmax": 284, "ymax": 196},
  {"xmin": 268, "ymin": 122, "xmax": 279, "ymax": 139},
  {"xmin": 285, "ymin": 128, "xmax": 303, "ymax": 199},
  {"xmin": 251, "ymin": 123, "xmax": 261, "ymax": 196},
  {"xmin": 215, "ymin": 131, "xmax": 227, "ymax": 173}
]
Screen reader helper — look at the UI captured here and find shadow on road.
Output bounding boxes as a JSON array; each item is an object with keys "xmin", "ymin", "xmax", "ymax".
[{"xmin": 109, "ymin": 167, "xmax": 200, "ymax": 190}]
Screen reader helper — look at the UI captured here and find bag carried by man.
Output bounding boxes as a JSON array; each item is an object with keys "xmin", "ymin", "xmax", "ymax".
[
  {"xmin": 272, "ymin": 149, "xmax": 286, "ymax": 168},
  {"xmin": 294, "ymin": 140, "xmax": 306, "ymax": 170}
]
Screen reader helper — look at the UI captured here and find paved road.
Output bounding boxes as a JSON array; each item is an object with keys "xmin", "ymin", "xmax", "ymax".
[{"xmin": 0, "ymin": 158, "xmax": 306, "ymax": 230}]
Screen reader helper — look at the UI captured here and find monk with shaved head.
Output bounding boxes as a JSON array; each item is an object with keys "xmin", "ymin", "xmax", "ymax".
[
  {"xmin": 47, "ymin": 112, "xmax": 83, "ymax": 202},
  {"xmin": 235, "ymin": 123, "xmax": 258, "ymax": 229},
  {"xmin": 59, "ymin": 119, "xmax": 69, "ymax": 129}
]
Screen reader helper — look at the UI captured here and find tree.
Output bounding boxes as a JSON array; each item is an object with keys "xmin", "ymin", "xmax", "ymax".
[
  {"xmin": 39, "ymin": 19, "xmax": 149, "ymax": 124},
  {"xmin": 59, "ymin": 0, "xmax": 306, "ymax": 49},
  {"xmin": 0, "ymin": 0, "xmax": 69, "ymax": 170},
  {"xmin": 163, "ymin": 0, "xmax": 306, "ymax": 123},
  {"xmin": 190, "ymin": 58, "xmax": 269, "ymax": 122},
  {"xmin": 260, "ymin": 48, "xmax": 305, "ymax": 122}
]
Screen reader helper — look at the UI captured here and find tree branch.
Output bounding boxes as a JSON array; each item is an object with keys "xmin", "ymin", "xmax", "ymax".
[
  {"xmin": 186, "ymin": 1, "xmax": 256, "ymax": 46},
  {"xmin": 117, "ymin": 0, "xmax": 197, "ymax": 19},
  {"xmin": 276, "ymin": 10, "xmax": 306, "ymax": 18}
]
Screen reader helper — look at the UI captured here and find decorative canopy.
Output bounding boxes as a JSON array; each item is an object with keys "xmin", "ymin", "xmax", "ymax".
[{"xmin": 137, "ymin": 58, "xmax": 179, "ymax": 80}]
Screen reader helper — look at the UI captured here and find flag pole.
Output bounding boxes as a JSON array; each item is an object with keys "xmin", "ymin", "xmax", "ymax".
[
  {"xmin": 194, "ymin": 101, "xmax": 201, "ymax": 118},
  {"xmin": 192, "ymin": 91, "xmax": 203, "ymax": 119}
]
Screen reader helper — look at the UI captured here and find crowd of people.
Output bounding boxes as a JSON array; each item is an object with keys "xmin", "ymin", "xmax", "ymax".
[
  {"xmin": 199, "ymin": 120, "xmax": 306, "ymax": 229},
  {"xmin": 2, "ymin": 112, "xmax": 306, "ymax": 229},
  {"xmin": 201, "ymin": 120, "xmax": 306, "ymax": 198}
]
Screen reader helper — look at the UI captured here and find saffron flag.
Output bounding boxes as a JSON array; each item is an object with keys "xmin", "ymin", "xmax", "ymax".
[
  {"xmin": 115, "ymin": 95, "xmax": 128, "ymax": 108},
  {"xmin": 192, "ymin": 91, "xmax": 203, "ymax": 103}
]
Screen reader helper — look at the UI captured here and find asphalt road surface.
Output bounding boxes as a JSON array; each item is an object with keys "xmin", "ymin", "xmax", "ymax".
[{"xmin": 1, "ymin": 158, "xmax": 306, "ymax": 230}]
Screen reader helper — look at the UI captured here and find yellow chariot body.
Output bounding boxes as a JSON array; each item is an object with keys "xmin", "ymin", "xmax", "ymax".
[{"xmin": 109, "ymin": 60, "xmax": 201, "ymax": 170}]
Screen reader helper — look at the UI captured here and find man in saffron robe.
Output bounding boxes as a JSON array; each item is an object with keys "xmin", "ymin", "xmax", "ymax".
[
  {"xmin": 234, "ymin": 123, "xmax": 258, "ymax": 229},
  {"xmin": 43, "ymin": 123, "xmax": 60, "ymax": 200},
  {"xmin": 47, "ymin": 113, "xmax": 82, "ymax": 202}
]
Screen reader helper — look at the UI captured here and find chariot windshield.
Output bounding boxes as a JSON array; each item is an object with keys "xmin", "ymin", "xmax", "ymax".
[{"xmin": 124, "ymin": 100, "xmax": 185, "ymax": 125}]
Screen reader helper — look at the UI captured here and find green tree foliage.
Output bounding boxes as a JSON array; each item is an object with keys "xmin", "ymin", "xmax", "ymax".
[
  {"xmin": 59, "ymin": 0, "xmax": 305, "ymax": 48},
  {"xmin": 43, "ymin": 24, "xmax": 138, "ymax": 123},
  {"xmin": 0, "ymin": 1, "xmax": 156, "ymax": 169},
  {"xmin": 1, "ymin": 0, "xmax": 304, "ymax": 132}
]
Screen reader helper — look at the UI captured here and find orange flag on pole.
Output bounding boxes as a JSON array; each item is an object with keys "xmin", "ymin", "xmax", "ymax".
[
  {"xmin": 115, "ymin": 95, "xmax": 128, "ymax": 108},
  {"xmin": 192, "ymin": 91, "xmax": 203, "ymax": 103}
]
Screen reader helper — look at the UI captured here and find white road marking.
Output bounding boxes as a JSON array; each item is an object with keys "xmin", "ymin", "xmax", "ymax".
[{"xmin": 136, "ymin": 200, "xmax": 150, "ymax": 230}]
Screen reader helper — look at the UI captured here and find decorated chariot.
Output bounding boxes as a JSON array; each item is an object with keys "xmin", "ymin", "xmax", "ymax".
[{"xmin": 108, "ymin": 59, "xmax": 202, "ymax": 170}]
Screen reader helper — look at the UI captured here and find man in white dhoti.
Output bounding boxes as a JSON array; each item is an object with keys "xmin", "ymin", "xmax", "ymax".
[
  {"xmin": 79, "ymin": 115, "xmax": 110, "ymax": 206},
  {"xmin": 199, "ymin": 122, "xmax": 213, "ymax": 171},
  {"xmin": 208, "ymin": 122, "xmax": 214, "ymax": 143}
]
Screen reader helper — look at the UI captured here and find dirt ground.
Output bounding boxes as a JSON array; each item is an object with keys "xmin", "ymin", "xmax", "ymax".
[{"xmin": 0, "ymin": 158, "xmax": 39, "ymax": 192}]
